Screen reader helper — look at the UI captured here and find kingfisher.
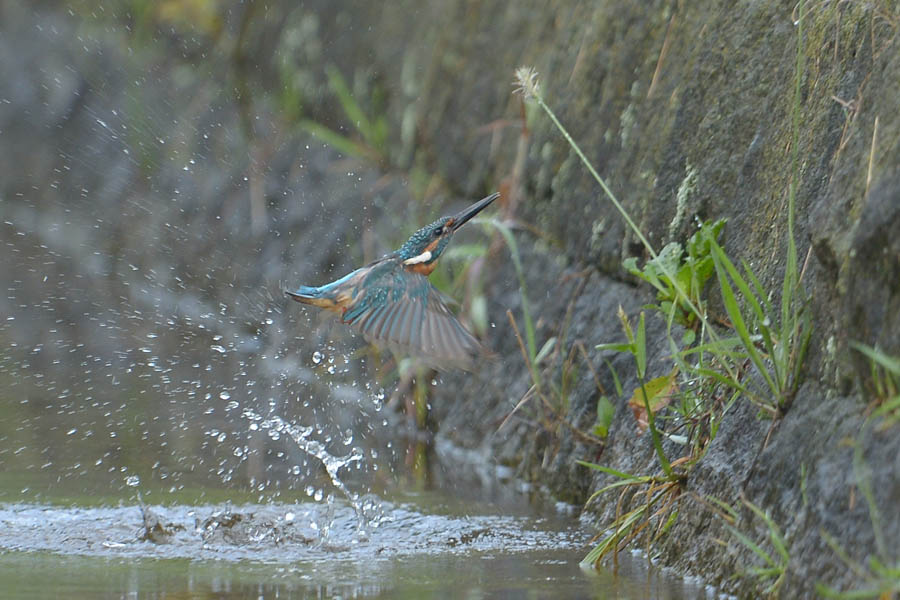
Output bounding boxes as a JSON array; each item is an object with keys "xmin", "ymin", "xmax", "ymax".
[{"xmin": 286, "ymin": 192, "xmax": 499, "ymax": 369}]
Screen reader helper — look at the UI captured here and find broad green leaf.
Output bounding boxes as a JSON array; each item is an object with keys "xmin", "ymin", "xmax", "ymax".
[
  {"xmin": 594, "ymin": 396, "xmax": 616, "ymax": 438},
  {"xmin": 628, "ymin": 372, "xmax": 677, "ymax": 412},
  {"xmin": 628, "ymin": 371, "xmax": 678, "ymax": 433}
]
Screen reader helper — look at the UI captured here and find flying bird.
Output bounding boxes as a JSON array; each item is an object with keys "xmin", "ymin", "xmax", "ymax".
[{"xmin": 286, "ymin": 192, "xmax": 500, "ymax": 368}]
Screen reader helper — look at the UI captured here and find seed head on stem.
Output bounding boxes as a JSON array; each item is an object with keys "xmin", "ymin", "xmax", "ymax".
[{"xmin": 513, "ymin": 66, "xmax": 541, "ymax": 101}]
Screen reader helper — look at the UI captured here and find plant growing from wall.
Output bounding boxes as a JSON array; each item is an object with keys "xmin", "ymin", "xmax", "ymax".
[{"xmin": 512, "ymin": 0, "xmax": 813, "ymax": 563}]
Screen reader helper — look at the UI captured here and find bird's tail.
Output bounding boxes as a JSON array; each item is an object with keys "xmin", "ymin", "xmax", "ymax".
[{"xmin": 285, "ymin": 285, "xmax": 338, "ymax": 309}]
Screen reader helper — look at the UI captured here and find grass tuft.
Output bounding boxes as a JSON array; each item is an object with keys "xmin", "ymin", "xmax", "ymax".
[{"xmin": 722, "ymin": 497, "xmax": 791, "ymax": 598}]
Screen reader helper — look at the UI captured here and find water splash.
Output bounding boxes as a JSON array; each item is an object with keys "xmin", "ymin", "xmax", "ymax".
[{"xmin": 242, "ymin": 408, "xmax": 372, "ymax": 538}]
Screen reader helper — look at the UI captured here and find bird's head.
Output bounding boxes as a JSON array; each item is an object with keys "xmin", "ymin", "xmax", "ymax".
[{"xmin": 397, "ymin": 192, "xmax": 499, "ymax": 268}]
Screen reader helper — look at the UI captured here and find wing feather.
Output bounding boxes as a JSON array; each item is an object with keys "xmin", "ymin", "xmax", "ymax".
[
  {"xmin": 436, "ymin": 312, "xmax": 460, "ymax": 358},
  {"xmin": 395, "ymin": 300, "xmax": 413, "ymax": 347},
  {"xmin": 370, "ymin": 304, "xmax": 390, "ymax": 341},
  {"xmin": 341, "ymin": 260, "xmax": 483, "ymax": 367},
  {"xmin": 382, "ymin": 302, "xmax": 399, "ymax": 342}
]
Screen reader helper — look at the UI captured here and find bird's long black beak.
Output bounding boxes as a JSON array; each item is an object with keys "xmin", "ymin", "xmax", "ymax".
[{"xmin": 450, "ymin": 192, "xmax": 500, "ymax": 232}]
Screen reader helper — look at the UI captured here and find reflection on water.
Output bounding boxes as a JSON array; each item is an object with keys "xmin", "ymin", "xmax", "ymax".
[{"xmin": 0, "ymin": 549, "xmax": 703, "ymax": 600}]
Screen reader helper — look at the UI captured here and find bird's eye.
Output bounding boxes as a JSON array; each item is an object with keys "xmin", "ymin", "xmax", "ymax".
[{"xmin": 433, "ymin": 227, "xmax": 443, "ymax": 238}]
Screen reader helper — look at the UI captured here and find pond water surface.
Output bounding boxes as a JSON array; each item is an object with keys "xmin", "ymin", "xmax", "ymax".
[{"xmin": 0, "ymin": 493, "xmax": 713, "ymax": 599}]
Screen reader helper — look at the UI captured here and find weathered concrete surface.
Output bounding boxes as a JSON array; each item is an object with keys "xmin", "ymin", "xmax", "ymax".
[{"xmin": 3, "ymin": 1, "xmax": 898, "ymax": 598}]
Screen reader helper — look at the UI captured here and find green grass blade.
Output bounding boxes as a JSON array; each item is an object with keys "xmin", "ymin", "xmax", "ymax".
[
  {"xmin": 725, "ymin": 524, "xmax": 776, "ymax": 568},
  {"xmin": 596, "ymin": 342, "xmax": 634, "ymax": 354},
  {"xmin": 603, "ymin": 358, "xmax": 624, "ymax": 397},
  {"xmin": 748, "ymin": 566, "xmax": 783, "ymax": 578},
  {"xmin": 587, "ymin": 478, "xmax": 654, "ymax": 501},
  {"xmin": 742, "ymin": 259, "xmax": 775, "ymax": 317},
  {"xmin": 581, "ymin": 504, "xmax": 648, "ymax": 566},
  {"xmin": 637, "ymin": 378, "xmax": 674, "ymax": 479},
  {"xmin": 784, "ymin": 0, "xmax": 803, "ymax": 334},
  {"xmin": 576, "ymin": 461, "xmax": 643, "ymax": 481},
  {"xmin": 789, "ymin": 309, "xmax": 812, "ymax": 397},
  {"xmin": 708, "ymin": 237, "xmax": 767, "ymax": 328},
  {"xmin": 710, "ymin": 245, "xmax": 778, "ymax": 401},
  {"xmin": 705, "ymin": 495, "xmax": 739, "ymax": 520},
  {"xmin": 689, "ymin": 366, "xmax": 749, "ymax": 395},
  {"xmin": 486, "ymin": 218, "xmax": 536, "ymax": 361},
  {"xmin": 636, "ymin": 312, "xmax": 647, "ymax": 379},
  {"xmin": 853, "ymin": 439, "xmax": 887, "ymax": 559},
  {"xmin": 678, "ymin": 335, "xmax": 746, "ymax": 356},
  {"xmin": 325, "ymin": 65, "xmax": 376, "ymax": 147},
  {"xmin": 780, "ymin": 0, "xmax": 805, "ymax": 401},
  {"xmin": 815, "ymin": 584, "xmax": 894, "ymax": 599},
  {"xmin": 851, "ymin": 342, "xmax": 900, "ymax": 376},
  {"xmin": 299, "ymin": 120, "xmax": 377, "ymax": 161},
  {"xmin": 820, "ymin": 528, "xmax": 870, "ymax": 580},
  {"xmin": 871, "ymin": 396, "xmax": 900, "ymax": 420}
]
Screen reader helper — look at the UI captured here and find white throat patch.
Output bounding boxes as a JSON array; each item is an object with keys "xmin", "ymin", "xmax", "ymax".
[{"xmin": 403, "ymin": 250, "xmax": 432, "ymax": 265}]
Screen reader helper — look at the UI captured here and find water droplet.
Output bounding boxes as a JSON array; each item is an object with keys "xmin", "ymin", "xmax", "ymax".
[
  {"xmin": 219, "ymin": 391, "xmax": 231, "ymax": 400},
  {"xmin": 312, "ymin": 351, "xmax": 323, "ymax": 364},
  {"xmin": 125, "ymin": 475, "xmax": 140, "ymax": 487}
]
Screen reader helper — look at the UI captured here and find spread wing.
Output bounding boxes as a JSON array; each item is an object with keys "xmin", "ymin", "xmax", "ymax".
[{"xmin": 340, "ymin": 260, "xmax": 483, "ymax": 368}]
